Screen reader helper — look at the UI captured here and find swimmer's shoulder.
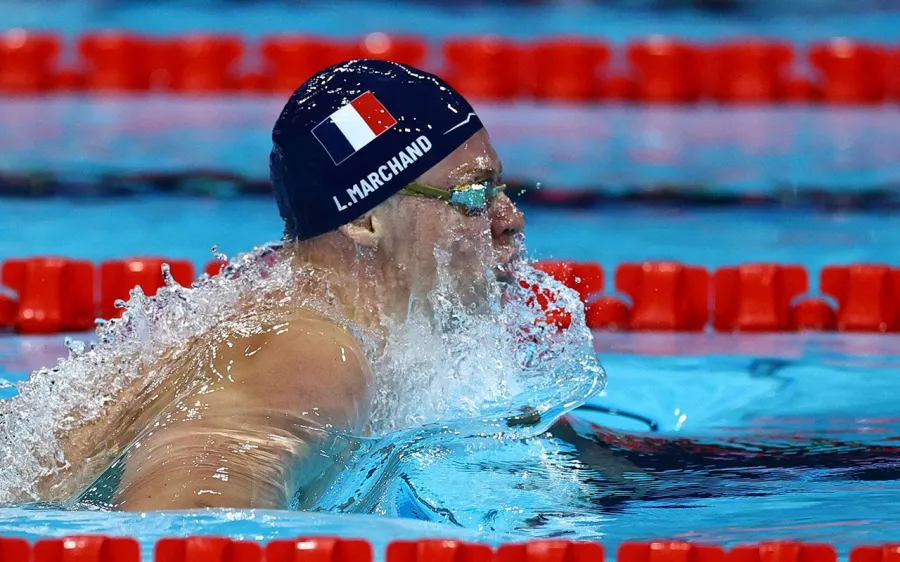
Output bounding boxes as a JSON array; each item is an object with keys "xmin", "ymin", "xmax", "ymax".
[{"xmin": 214, "ymin": 310, "xmax": 373, "ymax": 430}]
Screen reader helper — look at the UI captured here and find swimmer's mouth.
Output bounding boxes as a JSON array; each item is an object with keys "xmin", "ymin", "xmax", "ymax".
[{"xmin": 494, "ymin": 249, "xmax": 521, "ymax": 283}]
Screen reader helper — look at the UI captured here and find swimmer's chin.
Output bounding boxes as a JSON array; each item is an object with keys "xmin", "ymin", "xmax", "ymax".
[{"xmin": 493, "ymin": 258, "xmax": 522, "ymax": 284}]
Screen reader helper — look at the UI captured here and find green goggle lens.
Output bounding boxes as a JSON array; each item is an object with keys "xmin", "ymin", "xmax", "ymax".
[{"xmin": 400, "ymin": 180, "xmax": 505, "ymax": 214}]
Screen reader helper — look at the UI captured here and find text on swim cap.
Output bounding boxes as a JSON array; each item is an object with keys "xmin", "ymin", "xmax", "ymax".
[{"xmin": 333, "ymin": 135, "xmax": 433, "ymax": 212}]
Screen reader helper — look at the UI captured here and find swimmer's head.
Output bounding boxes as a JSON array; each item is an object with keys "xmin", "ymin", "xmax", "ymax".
[{"xmin": 270, "ymin": 59, "xmax": 524, "ymax": 285}]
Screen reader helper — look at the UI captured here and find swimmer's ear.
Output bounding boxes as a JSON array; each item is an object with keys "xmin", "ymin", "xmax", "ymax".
[{"xmin": 338, "ymin": 213, "xmax": 382, "ymax": 248}]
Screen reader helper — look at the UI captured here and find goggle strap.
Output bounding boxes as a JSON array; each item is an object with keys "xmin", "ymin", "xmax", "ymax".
[{"xmin": 398, "ymin": 182, "xmax": 453, "ymax": 200}]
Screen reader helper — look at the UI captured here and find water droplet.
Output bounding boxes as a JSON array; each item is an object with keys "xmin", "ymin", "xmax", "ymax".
[{"xmin": 161, "ymin": 263, "xmax": 176, "ymax": 288}]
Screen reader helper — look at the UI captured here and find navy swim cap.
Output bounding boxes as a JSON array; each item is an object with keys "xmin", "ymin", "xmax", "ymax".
[{"xmin": 270, "ymin": 59, "xmax": 485, "ymax": 241}]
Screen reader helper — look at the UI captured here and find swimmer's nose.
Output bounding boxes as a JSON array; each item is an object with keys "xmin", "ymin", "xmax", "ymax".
[{"xmin": 489, "ymin": 193, "xmax": 525, "ymax": 242}]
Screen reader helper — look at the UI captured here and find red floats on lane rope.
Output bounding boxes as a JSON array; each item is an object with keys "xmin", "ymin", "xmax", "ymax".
[
  {"xmin": 809, "ymin": 39, "xmax": 888, "ymax": 104},
  {"xmin": 530, "ymin": 38, "xmax": 610, "ymax": 102},
  {"xmin": 205, "ymin": 259, "xmax": 227, "ymax": 278},
  {"xmin": 155, "ymin": 537, "xmax": 262, "ymax": 562},
  {"xmin": 729, "ymin": 543, "xmax": 836, "ymax": 562},
  {"xmin": 619, "ymin": 541, "xmax": 726, "ymax": 562},
  {"xmin": 572, "ymin": 262, "xmax": 605, "ymax": 303},
  {"xmin": 8, "ymin": 257, "xmax": 900, "ymax": 334},
  {"xmin": 783, "ymin": 77, "xmax": 818, "ymax": 103},
  {"xmin": 443, "ymin": 36, "xmax": 523, "ymax": 100},
  {"xmin": 851, "ymin": 545, "xmax": 900, "ymax": 562},
  {"xmin": 534, "ymin": 260, "xmax": 576, "ymax": 288},
  {"xmin": 168, "ymin": 35, "xmax": 244, "ymax": 93},
  {"xmin": 710, "ymin": 40, "xmax": 794, "ymax": 103},
  {"xmin": 79, "ymin": 32, "xmax": 149, "ymax": 92},
  {"xmin": 266, "ymin": 537, "xmax": 373, "ymax": 562},
  {"xmin": 5, "ymin": 537, "xmax": 900, "ymax": 562},
  {"xmin": 790, "ymin": 298, "xmax": 837, "ymax": 331},
  {"xmin": 100, "ymin": 258, "xmax": 195, "ymax": 319},
  {"xmin": 586, "ymin": 296, "xmax": 630, "ymax": 330},
  {"xmin": 533, "ymin": 260, "xmax": 605, "ymax": 304},
  {"xmin": 0, "ymin": 30, "xmax": 60, "ymax": 94},
  {"xmin": 518, "ymin": 279, "xmax": 573, "ymax": 332},
  {"xmin": 627, "ymin": 37, "xmax": 703, "ymax": 103},
  {"xmin": 261, "ymin": 36, "xmax": 362, "ymax": 93},
  {"xmin": 1, "ymin": 258, "xmax": 95, "ymax": 334},
  {"xmin": 0, "ymin": 293, "xmax": 15, "ymax": 329},
  {"xmin": 0, "ymin": 537, "xmax": 29, "ymax": 562},
  {"xmin": 358, "ymin": 33, "xmax": 427, "ymax": 68},
  {"xmin": 6, "ymin": 32, "xmax": 900, "ymax": 100},
  {"xmin": 387, "ymin": 540, "xmax": 493, "ymax": 562},
  {"xmin": 530, "ymin": 260, "xmax": 607, "ymax": 331},
  {"xmin": 820, "ymin": 264, "xmax": 900, "ymax": 332},
  {"xmin": 33, "ymin": 536, "xmax": 140, "ymax": 562},
  {"xmin": 496, "ymin": 540, "xmax": 604, "ymax": 562},
  {"xmin": 616, "ymin": 262, "xmax": 709, "ymax": 331},
  {"xmin": 713, "ymin": 264, "xmax": 807, "ymax": 332}
]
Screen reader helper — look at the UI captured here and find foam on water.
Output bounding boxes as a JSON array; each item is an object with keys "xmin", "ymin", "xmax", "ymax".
[{"xmin": 0, "ymin": 226, "xmax": 605, "ymax": 511}]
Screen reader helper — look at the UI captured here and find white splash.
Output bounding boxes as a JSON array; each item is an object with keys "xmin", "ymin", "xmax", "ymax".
[{"xmin": 0, "ymin": 234, "xmax": 605, "ymax": 506}]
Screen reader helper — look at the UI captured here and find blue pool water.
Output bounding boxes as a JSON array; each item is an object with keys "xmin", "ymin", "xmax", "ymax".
[
  {"xmin": 4, "ymin": 198, "xmax": 900, "ymax": 269},
  {"xmin": 3, "ymin": 0, "xmax": 900, "ymax": 43},
  {"xmin": 2, "ymin": 198, "xmax": 900, "ymax": 558}
]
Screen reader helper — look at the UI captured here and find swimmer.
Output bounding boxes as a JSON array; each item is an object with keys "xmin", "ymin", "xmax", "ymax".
[{"xmin": 26, "ymin": 59, "xmax": 525, "ymax": 510}]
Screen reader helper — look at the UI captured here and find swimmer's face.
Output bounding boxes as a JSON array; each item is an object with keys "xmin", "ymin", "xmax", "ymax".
[
  {"xmin": 372, "ymin": 129, "xmax": 524, "ymax": 303},
  {"xmin": 413, "ymin": 129, "xmax": 524, "ymax": 278}
]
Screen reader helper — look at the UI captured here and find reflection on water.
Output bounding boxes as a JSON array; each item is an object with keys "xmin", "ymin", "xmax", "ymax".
[{"xmin": 300, "ymin": 411, "xmax": 900, "ymax": 545}]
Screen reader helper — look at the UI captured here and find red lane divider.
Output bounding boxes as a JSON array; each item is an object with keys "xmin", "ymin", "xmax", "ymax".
[
  {"xmin": 266, "ymin": 537, "xmax": 372, "ymax": 562},
  {"xmin": 33, "ymin": 536, "xmax": 140, "ymax": 562},
  {"xmin": 388, "ymin": 540, "xmax": 493, "ymax": 562},
  {"xmin": 627, "ymin": 37, "xmax": 703, "ymax": 103},
  {"xmin": 5, "ymin": 257, "xmax": 900, "ymax": 334},
  {"xmin": 443, "ymin": 36, "xmax": 524, "ymax": 100},
  {"xmin": 497, "ymin": 540, "xmax": 604, "ymax": 561},
  {"xmin": 809, "ymin": 39, "xmax": 888, "ymax": 105},
  {"xmin": 530, "ymin": 38, "xmax": 610, "ymax": 102},
  {"xmin": 851, "ymin": 545, "xmax": 900, "ymax": 562},
  {"xmin": 261, "ymin": 36, "xmax": 360, "ymax": 93},
  {"xmin": 619, "ymin": 541, "xmax": 726, "ymax": 562},
  {"xmin": 790, "ymin": 297, "xmax": 837, "ymax": 331},
  {"xmin": 0, "ymin": 537, "xmax": 29, "ymax": 562},
  {"xmin": 7, "ymin": 30, "xmax": 900, "ymax": 102},
  {"xmin": 535, "ymin": 260, "xmax": 605, "ymax": 305},
  {"xmin": 533, "ymin": 260, "xmax": 900, "ymax": 333},
  {"xmin": 0, "ymin": 293, "xmax": 16, "ymax": 329},
  {"xmin": 0, "ymin": 30, "xmax": 60, "ymax": 94},
  {"xmin": 729, "ymin": 543, "xmax": 836, "ymax": 562},
  {"xmin": 79, "ymin": 32, "xmax": 148, "ymax": 92},
  {"xmin": 617, "ymin": 261, "xmax": 709, "ymax": 331},
  {"xmin": 168, "ymin": 35, "xmax": 245, "ymax": 94},
  {"xmin": 1, "ymin": 258, "xmax": 95, "ymax": 334},
  {"xmin": 358, "ymin": 33, "xmax": 427, "ymax": 68},
  {"xmin": 156, "ymin": 537, "xmax": 262, "ymax": 562},
  {"xmin": 821, "ymin": 264, "xmax": 900, "ymax": 332},
  {"xmin": 710, "ymin": 40, "xmax": 794, "ymax": 103},
  {"xmin": 100, "ymin": 258, "xmax": 195, "ymax": 319},
  {"xmin": 0, "ymin": 537, "xmax": 889, "ymax": 561},
  {"xmin": 713, "ymin": 264, "xmax": 807, "ymax": 332},
  {"xmin": 259, "ymin": 33, "xmax": 426, "ymax": 94}
]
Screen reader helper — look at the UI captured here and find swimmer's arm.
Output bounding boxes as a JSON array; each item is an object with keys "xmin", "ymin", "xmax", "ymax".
[{"xmin": 113, "ymin": 321, "xmax": 373, "ymax": 511}]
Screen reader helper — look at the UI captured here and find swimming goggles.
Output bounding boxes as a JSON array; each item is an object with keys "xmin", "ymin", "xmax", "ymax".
[{"xmin": 399, "ymin": 179, "xmax": 507, "ymax": 215}]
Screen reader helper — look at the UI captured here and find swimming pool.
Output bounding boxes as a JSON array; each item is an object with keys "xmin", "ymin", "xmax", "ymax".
[{"xmin": 2, "ymin": 197, "xmax": 900, "ymax": 559}]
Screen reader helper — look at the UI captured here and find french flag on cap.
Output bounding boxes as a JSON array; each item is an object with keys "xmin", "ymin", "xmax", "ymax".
[{"xmin": 312, "ymin": 91, "xmax": 398, "ymax": 165}]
